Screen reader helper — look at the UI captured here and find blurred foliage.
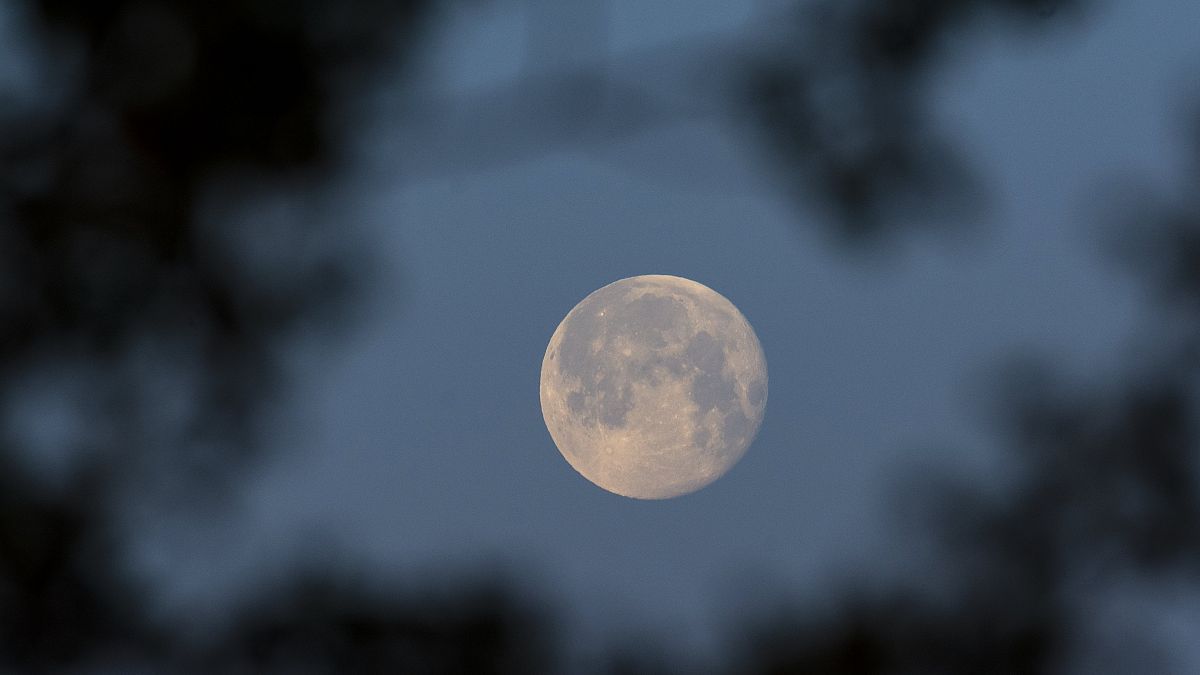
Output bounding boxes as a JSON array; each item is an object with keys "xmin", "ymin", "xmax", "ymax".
[{"xmin": 740, "ymin": 0, "xmax": 1088, "ymax": 240}]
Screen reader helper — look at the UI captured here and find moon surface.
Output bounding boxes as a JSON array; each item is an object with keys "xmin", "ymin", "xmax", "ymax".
[{"xmin": 540, "ymin": 275, "xmax": 767, "ymax": 499}]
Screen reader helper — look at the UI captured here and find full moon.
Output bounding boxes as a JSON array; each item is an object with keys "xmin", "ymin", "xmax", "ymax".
[{"xmin": 540, "ymin": 275, "xmax": 767, "ymax": 499}]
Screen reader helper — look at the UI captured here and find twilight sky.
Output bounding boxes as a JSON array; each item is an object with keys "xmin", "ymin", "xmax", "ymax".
[{"xmin": 100, "ymin": 0, "xmax": 1200, "ymax": 666}]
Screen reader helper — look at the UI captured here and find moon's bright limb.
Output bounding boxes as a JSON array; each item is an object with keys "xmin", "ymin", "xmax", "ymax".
[{"xmin": 540, "ymin": 275, "xmax": 767, "ymax": 499}]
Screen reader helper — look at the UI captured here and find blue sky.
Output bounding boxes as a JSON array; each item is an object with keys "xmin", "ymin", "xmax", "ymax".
[{"xmin": 94, "ymin": 0, "xmax": 1200, "ymax": 666}]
